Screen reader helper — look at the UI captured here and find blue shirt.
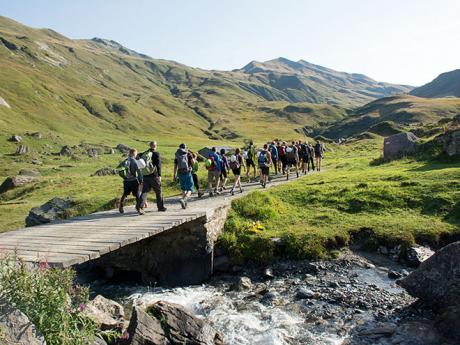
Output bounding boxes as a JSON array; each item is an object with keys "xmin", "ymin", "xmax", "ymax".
[{"xmin": 209, "ymin": 152, "xmax": 222, "ymax": 172}]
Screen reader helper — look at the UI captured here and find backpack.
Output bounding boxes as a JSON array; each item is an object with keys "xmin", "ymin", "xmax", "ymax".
[
  {"xmin": 176, "ymin": 151, "xmax": 190, "ymax": 173},
  {"xmin": 117, "ymin": 158, "xmax": 135, "ymax": 179},
  {"xmin": 140, "ymin": 151, "xmax": 157, "ymax": 175},
  {"xmin": 206, "ymin": 156, "xmax": 216, "ymax": 171},
  {"xmin": 269, "ymin": 145, "xmax": 278, "ymax": 159},
  {"xmin": 230, "ymin": 155, "xmax": 240, "ymax": 170},
  {"xmin": 278, "ymin": 146, "xmax": 286, "ymax": 156},
  {"xmin": 287, "ymin": 146, "xmax": 297, "ymax": 161},
  {"xmin": 258, "ymin": 151, "xmax": 270, "ymax": 168}
]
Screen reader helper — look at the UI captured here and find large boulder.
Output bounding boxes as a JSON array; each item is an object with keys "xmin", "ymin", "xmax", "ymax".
[
  {"xmin": 25, "ymin": 197, "xmax": 74, "ymax": 227},
  {"xmin": 383, "ymin": 132, "xmax": 418, "ymax": 161},
  {"xmin": 84, "ymin": 295, "xmax": 125, "ymax": 331},
  {"xmin": 125, "ymin": 302, "xmax": 223, "ymax": 345},
  {"xmin": 443, "ymin": 129, "xmax": 460, "ymax": 156},
  {"xmin": 0, "ymin": 298, "xmax": 46, "ymax": 344},
  {"xmin": 0, "ymin": 175, "xmax": 35, "ymax": 194},
  {"xmin": 116, "ymin": 144, "xmax": 130, "ymax": 154},
  {"xmin": 8, "ymin": 134, "xmax": 22, "ymax": 142},
  {"xmin": 406, "ymin": 244, "xmax": 434, "ymax": 267},
  {"xmin": 87, "ymin": 148, "xmax": 99, "ymax": 158},
  {"xmin": 15, "ymin": 144, "xmax": 29, "ymax": 155},
  {"xmin": 59, "ymin": 145, "xmax": 72, "ymax": 156},
  {"xmin": 399, "ymin": 241, "xmax": 460, "ymax": 311}
]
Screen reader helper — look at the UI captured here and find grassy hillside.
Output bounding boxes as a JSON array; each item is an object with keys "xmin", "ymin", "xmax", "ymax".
[
  {"xmin": 318, "ymin": 95, "xmax": 460, "ymax": 139},
  {"xmin": 411, "ymin": 69, "xmax": 460, "ymax": 98},
  {"xmin": 220, "ymin": 138, "xmax": 460, "ymax": 262}
]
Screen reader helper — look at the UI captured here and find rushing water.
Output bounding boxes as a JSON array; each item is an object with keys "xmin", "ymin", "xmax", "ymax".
[{"xmin": 95, "ymin": 255, "xmax": 409, "ymax": 345}]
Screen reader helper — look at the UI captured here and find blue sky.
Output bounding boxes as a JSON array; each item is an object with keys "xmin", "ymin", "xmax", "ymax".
[{"xmin": 1, "ymin": 0, "xmax": 459, "ymax": 86}]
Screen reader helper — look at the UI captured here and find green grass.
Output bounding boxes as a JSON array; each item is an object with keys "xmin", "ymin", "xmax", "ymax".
[{"xmin": 219, "ymin": 138, "xmax": 460, "ymax": 263}]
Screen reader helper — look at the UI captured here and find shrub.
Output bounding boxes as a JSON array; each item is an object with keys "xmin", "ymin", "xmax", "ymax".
[{"xmin": 0, "ymin": 255, "xmax": 97, "ymax": 345}]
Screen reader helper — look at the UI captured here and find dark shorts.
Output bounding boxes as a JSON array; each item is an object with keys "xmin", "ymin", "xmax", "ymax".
[
  {"xmin": 315, "ymin": 152, "xmax": 323, "ymax": 159},
  {"xmin": 261, "ymin": 166, "xmax": 269, "ymax": 176},
  {"xmin": 286, "ymin": 160, "xmax": 298, "ymax": 167},
  {"xmin": 220, "ymin": 169, "xmax": 228, "ymax": 179},
  {"xmin": 232, "ymin": 167, "xmax": 241, "ymax": 176},
  {"xmin": 123, "ymin": 180, "xmax": 140, "ymax": 196},
  {"xmin": 246, "ymin": 159, "xmax": 255, "ymax": 168}
]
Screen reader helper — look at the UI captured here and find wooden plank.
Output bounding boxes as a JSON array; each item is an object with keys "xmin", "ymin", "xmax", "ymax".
[
  {"xmin": 0, "ymin": 240, "xmax": 115, "ymax": 254},
  {"xmin": 1, "ymin": 249, "xmax": 89, "ymax": 266},
  {"xmin": 0, "ymin": 244, "xmax": 101, "ymax": 260}
]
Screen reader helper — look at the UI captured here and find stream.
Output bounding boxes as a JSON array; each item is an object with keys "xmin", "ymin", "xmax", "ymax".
[{"xmin": 92, "ymin": 251, "xmax": 433, "ymax": 345}]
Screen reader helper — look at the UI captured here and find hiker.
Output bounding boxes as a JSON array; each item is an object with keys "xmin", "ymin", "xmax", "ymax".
[
  {"xmin": 269, "ymin": 141, "xmax": 279, "ymax": 175},
  {"xmin": 173, "ymin": 143, "xmax": 194, "ymax": 209},
  {"xmin": 314, "ymin": 140, "xmax": 325, "ymax": 171},
  {"xmin": 229, "ymin": 147, "xmax": 245, "ymax": 195},
  {"xmin": 139, "ymin": 141, "xmax": 166, "ymax": 213},
  {"xmin": 219, "ymin": 148, "xmax": 230, "ymax": 191},
  {"xmin": 276, "ymin": 141, "xmax": 283, "ymax": 173},
  {"xmin": 206, "ymin": 147, "xmax": 222, "ymax": 196},
  {"xmin": 245, "ymin": 141, "xmax": 257, "ymax": 181},
  {"xmin": 258, "ymin": 144, "xmax": 272, "ymax": 188},
  {"xmin": 278, "ymin": 141, "xmax": 287, "ymax": 174},
  {"xmin": 118, "ymin": 148, "xmax": 143, "ymax": 214},
  {"xmin": 306, "ymin": 141, "xmax": 315, "ymax": 172},
  {"xmin": 285, "ymin": 141, "xmax": 299, "ymax": 180},
  {"xmin": 299, "ymin": 141, "xmax": 308, "ymax": 175},
  {"xmin": 190, "ymin": 152, "xmax": 204, "ymax": 198}
]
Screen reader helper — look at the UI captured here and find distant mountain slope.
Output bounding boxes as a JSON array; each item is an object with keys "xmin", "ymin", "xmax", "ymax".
[
  {"xmin": 235, "ymin": 57, "xmax": 413, "ymax": 107},
  {"xmin": 410, "ymin": 69, "xmax": 460, "ymax": 98},
  {"xmin": 318, "ymin": 95, "xmax": 460, "ymax": 139},
  {"xmin": 0, "ymin": 16, "xmax": 411, "ymax": 143}
]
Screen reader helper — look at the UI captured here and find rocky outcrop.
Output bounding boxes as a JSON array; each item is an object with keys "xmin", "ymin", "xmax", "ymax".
[
  {"xmin": 25, "ymin": 197, "xmax": 74, "ymax": 227},
  {"xmin": 0, "ymin": 175, "xmax": 35, "ymax": 194},
  {"xmin": 15, "ymin": 144, "xmax": 29, "ymax": 155},
  {"xmin": 8, "ymin": 134, "xmax": 22, "ymax": 142},
  {"xmin": 383, "ymin": 132, "xmax": 418, "ymax": 161},
  {"xmin": 125, "ymin": 306, "xmax": 168, "ymax": 345},
  {"xmin": 116, "ymin": 144, "xmax": 130, "ymax": 154},
  {"xmin": 406, "ymin": 244, "xmax": 434, "ymax": 267},
  {"xmin": 0, "ymin": 298, "xmax": 46, "ymax": 344},
  {"xmin": 87, "ymin": 148, "xmax": 99, "ymax": 158},
  {"xmin": 85, "ymin": 295, "xmax": 125, "ymax": 331},
  {"xmin": 91, "ymin": 167, "xmax": 117, "ymax": 177},
  {"xmin": 443, "ymin": 128, "xmax": 460, "ymax": 156},
  {"xmin": 59, "ymin": 145, "xmax": 72, "ymax": 156},
  {"xmin": 399, "ymin": 241, "xmax": 460, "ymax": 340}
]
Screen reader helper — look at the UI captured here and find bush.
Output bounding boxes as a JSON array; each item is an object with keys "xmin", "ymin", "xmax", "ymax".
[{"xmin": 0, "ymin": 255, "xmax": 97, "ymax": 345}]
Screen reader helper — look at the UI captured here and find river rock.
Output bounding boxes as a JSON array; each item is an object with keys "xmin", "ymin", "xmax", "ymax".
[
  {"xmin": 233, "ymin": 276, "xmax": 252, "ymax": 291},
  {"xmin": 116, "ymin": 143, "xmax": 130, "ymax": 154},
  {"xmin": 296, "ymin": 287, "xmax": 318, "ymax": 300},
  {"xmin": 125, "ymin": 306, "xmax": 168, "ymax": 345},
  {"xmin": 145, "ymin": 301, "xmax": 224, "ymax": 345},
  {"xmin": 25, "ymin": 197, "xmax": 74, "ymax": 226},
  {"xmin": 60, "ymin": 145, "xmax": 72, "ymax": 156},
  {"xmin": 19, "ymin": 168, "xmax": 40, "ymax": 176},
  {"xmin": 0, "ymin": 297, "xmax": 46, "ymax": 344},
  {"xmin": 15, "ymin": 144, "xmax": 29, "ymax": 155},
  {"xmin": 383, "ymin": 132, "xmax": 418, "ymax": 161},
  {"xmin": 8, "ymin": 134, "xmax": 22, "ymax": 142},
  {"xmin": 263, "ymin": 267, "xmax": 275, "ymax": 279},
  {"xmin": 406, "ymin": 244, "xmax": 434, "ymax": 267},
  {"xmin": 91, "ymin": 167, "xmax": 117, "ymax": 177},
  {"xmin": 85, "ymin": 295, "xmax": 125, "ymax": 331},
  {"xmin": 0, "ymin": 175, "xmax": 35, "ymax": 194}
]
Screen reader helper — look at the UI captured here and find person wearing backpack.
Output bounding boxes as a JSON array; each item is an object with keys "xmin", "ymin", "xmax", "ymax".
[
  {"xmin": 245, "ymin": 141, "xmax": 257, "ymax": 182},
  {"xmin": 314, "ymin": 140, "xmax": 325, "ymax": 171},
  {"xmin": 258, "ymin": 144, "xmax": 272, "ymax": 188},
  {"xmin": 206, "ymin": 147, "xmax": 222, "ymax": 197},
  {"xmin": 306, "ymin": 141, "xmax": 315, "ymax": 172},
  {"xmin": 269, "ymin": 141, "xmax": 279, "ymax": 175},
  {"xmin": 139, "ymin": 141, "xmax": 166, "ymax": 213},
  {"xmin": 299, "ymin": 141, "xmax": 309, "ymax": 175},
  {"xmin": 190, "ymin": 151, "xmax": 204, "ymax": 198},
  {"xmin": 173, "ymin": 143, "xmax": 194, "ymax": 209},
  {"xmin": 118, "ymin": 148, "xmax": 144, "ymax": 214},
  {"xmin": 278, "ymin": 141, "xmax": 287, "ymax": 174},
  {"xmin": 219, "ymin": 148, "xmax": 230, "ymax": 191},
  {"xmin": 229, "ymin": 147, "xmax": 245, "ymax": 195},
  {"xmin": 285, "ymin": 141, "xmax": 299, "ymax": 180}
]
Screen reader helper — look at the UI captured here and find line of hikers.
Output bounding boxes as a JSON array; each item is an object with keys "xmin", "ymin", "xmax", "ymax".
[{"xmin": 117, "ymin": 139, "xmax": 325, "ymax": 214}]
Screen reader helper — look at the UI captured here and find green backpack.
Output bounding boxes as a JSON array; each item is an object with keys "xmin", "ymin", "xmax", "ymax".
[
  {"xmin": 117, "ymin": 159, "xmax": 129, "ymax": 179},
  {"xmin": 140, "ymin": 151, "xmax": 157, "ymax": 175}
]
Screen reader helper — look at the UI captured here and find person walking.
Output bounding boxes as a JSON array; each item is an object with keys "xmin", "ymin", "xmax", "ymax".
[
  {"xmin": 139, "ymin": 141, "xmax": 166, "ymax": 213},
  {"xmin": 190, "ymin": 152, "xmax": 204, "ymax": 198},
  {"xmin": 306, "ymin": 142, "xmax": 315, "ymax": 172},
  {"xmin": 229, "ymin": 147, "xmax": 245, "ymax": 195},
  {"xmin": 258, "ymin": 144, "xmax": 272, "ymax": 188},
  {"xmin": 219, "ymin": 148, "xmax": 230, "ymax": 191},
  {"xmin": 206, "ymin": 147, "xmax": 222, "ymax": 196},
  {"xmin": 269, "ymin": 141, "xmax": 279, "ymax": 175},
  {"xmin": 278, "ymin": 141, "xmax": 287, "ymax": 174},
  {"xmin": 245, "ymin": 141, "xmax": 257, "ymax": 181},
  {"xmin": 299, "ymin": 141, "xmax": 308, "ymax": 175},
  {"xmin": 285, "ymin": 141, "xmax": 299, "ymax": 180},
  {"xmin": 118, "ymin": 148, "xmax": 144, "ymax": 215},
  {"xmin": 314, "ymin": 140, "xmax": 325, "ymax": 171},
  {"xmin": 173, "ymin": 143, "xmax": 194, "ymax": 209}
]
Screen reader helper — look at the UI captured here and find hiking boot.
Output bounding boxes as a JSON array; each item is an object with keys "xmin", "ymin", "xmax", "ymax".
[
  {"xmin": 119, "ymin": 205, "xmax": 124, "ymax": 214},
  {"xmin": 138, "ymin": 208, "xmax": 145, "ymax": 215},
  {"xmin": 230, "ymin": 189, "xmax": 234, "ymax": 196},
  {"xmin": 180, "ymin": 198, "xmax": 186, "ymax": 209},
  {"xmin": 297, "ymin": 172, "xmax": 299, "ymax": 178},
  {"xmin": 158, "ymin": 207, "xmax": 167, "ymax": 212},
  {"xmin": 240, "ymin": 188, "xmax": 244, "ymax": 193},
  {"xmin": 222, "ymin": 186, "xmax": 227, "ymax": 191},
  {"xmin": 209, "ymin": 192, "xmax": 214, "ymax": 197},
  {"xmin": 198, "ymin": 191, "xmax": 204, "ymax": 198}
]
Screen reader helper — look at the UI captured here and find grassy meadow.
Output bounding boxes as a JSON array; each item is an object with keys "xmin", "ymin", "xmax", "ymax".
[{"xmin": 219, "ymin": 138, "xmax": 460, "ymax": 262}]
